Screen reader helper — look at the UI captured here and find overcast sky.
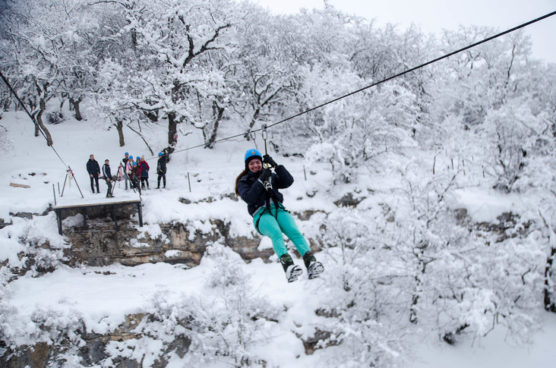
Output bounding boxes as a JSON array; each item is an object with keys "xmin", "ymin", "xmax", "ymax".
[{"xmin": 249, "ymin": 0, "xmax": 556, "ymax": 63}]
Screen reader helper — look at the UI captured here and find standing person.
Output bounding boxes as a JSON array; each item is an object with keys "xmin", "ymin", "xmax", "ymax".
[
  {"xmin": 122, "ymin": 152, "xmax": 130, "ymax": 190},
  {"xmin": 235, "ymin": 149, "xmax": 324, "ymax": 282},
  {"xmin": 131, "ymin": 161, "xmax": 142, "ymax": 195},
  {"xmin": 122, "ymin": 152, "xmax": 129, "ymax": 166},
  {"xmin": 86, "ymin": 154, "xmax": 100, "ymax": 194},
  {"xmin": 139, "ymin": 156, "xmax": 150, "ymax": 189},
  {"xmin": 157, "ymin": 152, "xmax": 167, "ymax": 189},
  {"xmin": 125, "ymin": 155, "xmax": 134, "ymax": 188},
  {"xmin": 102, "ymin": 159, "xmax": 114, "ymax": 198}
]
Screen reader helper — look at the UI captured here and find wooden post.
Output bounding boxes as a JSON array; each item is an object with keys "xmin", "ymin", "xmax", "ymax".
[
  {"xmin": 61, "ymin": 172, "xmax": 69, "ymax": 197},
  {"xmin": 137, "ymin": 202, "xmax": 143, "ymax": 227},
  {"xmin": 68, "ymin": 166, "xmax": 84, "ymax": 199},
  {"xmin": 52, "ymin": 184, "xmax": 57, "ymax": 206},
  {"xmin": 303, "ymin": 165, "xmax": 307, "ymax": 181},
  {"xmin": 187, "ymin": 172, "xmax": 191, "ymax": 192}
]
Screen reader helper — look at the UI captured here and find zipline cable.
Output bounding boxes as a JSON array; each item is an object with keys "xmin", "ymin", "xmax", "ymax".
[
  {"xmin": 168, "ymin": 10, "xmax": 556, "ymax": 157},
  {"xmin": 265, "ymin": 10, "xmax": 556, "ymax": 131}
]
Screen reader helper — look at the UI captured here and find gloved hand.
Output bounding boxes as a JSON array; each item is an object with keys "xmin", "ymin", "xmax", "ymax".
[
  {"xmin": 263, "ymin": 154, "xmax": 278, "ymax": 168},
  {"xmin": 259, "ymin": 168, "xmax": 272, "ymax": 181}
]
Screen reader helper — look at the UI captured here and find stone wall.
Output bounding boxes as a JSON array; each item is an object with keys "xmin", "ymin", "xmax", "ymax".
[{"xmin": 63, "ymin": 217, "xmax": 274, "ymax": 267}]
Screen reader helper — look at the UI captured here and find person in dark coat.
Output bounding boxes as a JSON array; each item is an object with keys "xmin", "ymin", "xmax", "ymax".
[
  {"xmin": 139, "ymin": 156, "xmax": 150, "ymax": 189},
  {"xmin": 86, "ymin": 154, "xmax": 100, "ymax": 193},
  {"xmin": 157, "ymin": 152, "xmax": 167, "ymax": 189},
  {"xmin": 102, "ymin": 159, "xmax": 114, "ymax": 198},
  {"xmin": 131, "ymin": 161, "xmax": 142, "ymax": 195},
  {"xmin": 235, "ymin": 149, "xmax": 324, "ymax": 282}
]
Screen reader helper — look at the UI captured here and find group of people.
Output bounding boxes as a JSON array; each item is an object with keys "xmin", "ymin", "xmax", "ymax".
[
  {"xmin": 122, "ymin": 153, "xmax": 151, "ymax": 194},
  {"xmin": 86, "ymin": 154, "xmax": 115, "ymax": 198},
  {"xmin": 86, "ymin": 151, "xmax": 168, "ymax": 197}
]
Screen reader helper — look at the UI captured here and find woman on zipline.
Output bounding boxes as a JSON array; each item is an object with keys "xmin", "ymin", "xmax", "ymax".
[{"xmin": 235, "ymin": 149, "xmax": 324, "ymax": 282}]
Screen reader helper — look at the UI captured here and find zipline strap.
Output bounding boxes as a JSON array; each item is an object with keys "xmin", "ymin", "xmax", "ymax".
[
  {"xmin": 0, "ymin": 69, "xmax": 69, "ymax": 168},
  {"xmin": 262, "ymin": 124, "xmax": 268, "ymax": 155},
  {"xmin": 166, "ymin": 10, "xmax": 556, "ymax": 158},
  {"xmin": 261, "ymin": 123, "xmax": 272, "ymax": 169}
]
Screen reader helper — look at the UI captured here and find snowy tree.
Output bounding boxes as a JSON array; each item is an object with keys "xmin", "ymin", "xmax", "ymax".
[
  {"xmin": 0, "ymin": 0, "xmax": 61, "ymax": 144},
  {"xmin": 110, "ymin": 0, "xmax": 234, "ymax": 149},
  {"xmin": 230, "ymin": 5, "xmax": 303, "ymax": 140},
  {"xmin": 303, "ymin": 65, "xmax": 419, "ymax": 184}
]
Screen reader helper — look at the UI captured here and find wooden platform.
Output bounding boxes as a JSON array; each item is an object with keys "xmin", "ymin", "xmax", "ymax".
[{"xmin": 53, "ymin": 198, "xmax": 142, "ymax": 234}]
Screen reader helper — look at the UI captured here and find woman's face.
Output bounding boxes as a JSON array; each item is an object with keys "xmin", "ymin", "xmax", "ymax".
[{"xmin": 248, "ymin": 158, "xmax": 262, "ymax": 173}]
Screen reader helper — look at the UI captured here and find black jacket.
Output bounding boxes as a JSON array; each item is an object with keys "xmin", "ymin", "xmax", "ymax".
[
  {"xmin": 237, "ymin": 165, "xmax": 294, "ymax": 216},
  {"xmin": 102, "ymin": 164, "xmax": 112, "ymax": 180},
  {"xmin": 157, "ymin": 156, "xmax": 167, "ymax": 175},
  {"xmin": 86, "ymin": 159, "xmax": 100, "ymax": 176}
]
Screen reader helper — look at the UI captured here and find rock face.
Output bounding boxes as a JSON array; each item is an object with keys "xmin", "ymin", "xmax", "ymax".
[
  {"xmin": 0, "ymin": 314, "xmax": 192, "ymax": 368},
  {"xmin": 63, "ymin": 217, "xmax": 274, "ymax": 267},
  {"xmin": 0, "ymin": 342, "xmax": 51, "ymax": 368},
  {"xmin": 333, "ymin": 193, "xmax": 366, "ymax": 208}
]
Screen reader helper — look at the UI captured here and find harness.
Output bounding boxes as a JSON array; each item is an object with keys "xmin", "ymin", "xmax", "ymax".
[
  {"xmin": 254, "ymin": 186, "xmax": 286, "ymax": 234},
  {"xmin": 252, "ymin": 123, "xmax": 289, "ymax": 233}
]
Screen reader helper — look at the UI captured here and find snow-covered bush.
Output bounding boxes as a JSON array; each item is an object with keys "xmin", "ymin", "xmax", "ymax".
[{"xmin": 101, "ymin": 246, "xmax": 284, "ymax": 367}]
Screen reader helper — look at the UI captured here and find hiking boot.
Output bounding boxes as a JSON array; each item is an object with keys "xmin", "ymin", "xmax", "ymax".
[
  {"xmin": 280, "ymin": 254, "xmax": 303, "ymax": 283},
  {"xmin": 303, "ymin": 251, "xmax": 324, "ymax": 279}
]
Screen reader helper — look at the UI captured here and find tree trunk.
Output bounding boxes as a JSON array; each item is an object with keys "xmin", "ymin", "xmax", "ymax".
[
  {"xmin": 131, "ymin": 28, "xmax": 137, "ymax": 51},
  {"xmin": 115, "ymin": 118, "xmax": 125, "ymax": 147},
  {"xmin": 409, "ymin": 242, "xmax": 428, "ymax": 324},
  {"xmin": 244, "ymin": 107, "xmax": 260, "ymax": 141},
  {"xmin": 69, "ymin": 97, "xmax": 83, "ymax": 121},
  {"xmin": 205, "ymin": 102, "xmax": 224, "ymax": 149},
  {"xmin": 167, "ymin": 112, "xmax": 177, "ymax": 153},
  {"xmin": 36, "ymin": 96, "xmax": 53, "ymax": 146},
  {"xmin": 544, "ymin": 246, "xmax": 556, "ymax": 313},
  {"xmin": 143, "ymin": 109, "xmax": 159, "ymax": 122},
  {"xmin": 539, "ymin": 211, "xmax": 556, "ymax": 313}
]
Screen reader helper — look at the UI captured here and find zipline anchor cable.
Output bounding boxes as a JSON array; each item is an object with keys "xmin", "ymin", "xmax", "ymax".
[{"xmin": 1, "ymin": 70, "xmax": 85, "ymax": 198}]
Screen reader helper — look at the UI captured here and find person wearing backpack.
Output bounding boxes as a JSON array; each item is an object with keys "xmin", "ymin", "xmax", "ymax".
[
  {"xmin": 139, "ymin": 156, "xmax": 150, "ymax": 189},
  {"xmin": 102, "ymin": 159, "xmax": 114, "ymax": 198},
  {"xmin": 156, "ymin": 152, "xmax": 167, "ymax": 189},
  {"xmin": 130, "ymin": 161, "xmax": 142, "ymax": 195}
]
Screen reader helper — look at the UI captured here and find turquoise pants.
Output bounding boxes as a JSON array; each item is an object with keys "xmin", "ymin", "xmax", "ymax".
[{"xmin": 254, "ymin": 204, "xmax": 311, "ymax": 258}]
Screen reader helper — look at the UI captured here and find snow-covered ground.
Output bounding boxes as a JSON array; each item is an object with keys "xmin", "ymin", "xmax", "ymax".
[{"xmin": 1, "ymin": 111, "xmax": 555, "ymax": 366}]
